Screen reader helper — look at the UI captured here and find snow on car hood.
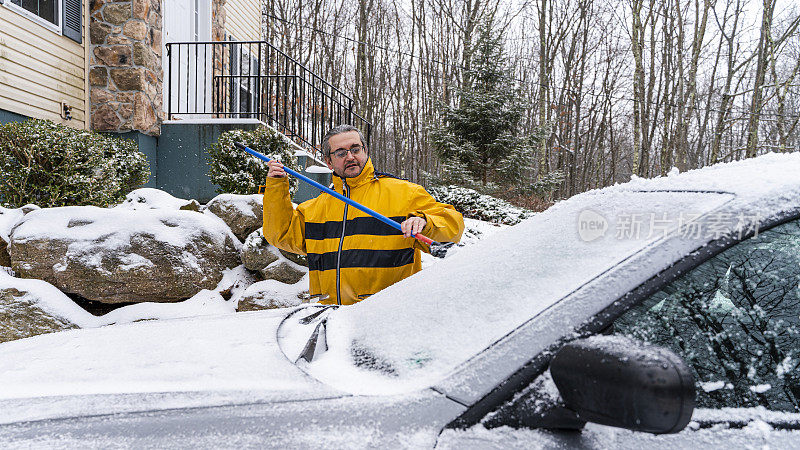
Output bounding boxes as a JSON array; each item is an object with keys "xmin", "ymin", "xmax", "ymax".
[
  {"xmin": 308, "ymin": 190, "xmax": 733, "ymax": 394},
  {"xmin": 0, "ymin": 309, "xmax": 342, "ymax": 423},
  {"xmin": 307, "ymin": 152, "xmax": 800, "ymax": 396}
]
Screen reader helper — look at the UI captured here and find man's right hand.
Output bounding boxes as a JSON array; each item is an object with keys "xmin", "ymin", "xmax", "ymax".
[{"xmin": 267, "ymin": 160, "xmax": 287, "ymax": 178}]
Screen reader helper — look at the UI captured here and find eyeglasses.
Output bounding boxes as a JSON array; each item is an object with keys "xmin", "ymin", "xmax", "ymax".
[{"xmin": 329, "ymin": 145, "xmax": 364, "ymax": 160}]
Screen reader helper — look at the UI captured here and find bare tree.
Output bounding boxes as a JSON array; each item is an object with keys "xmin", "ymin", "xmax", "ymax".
[{"xmin": 259, "ymin": 0, "xmax": 800, "ymax": 206}]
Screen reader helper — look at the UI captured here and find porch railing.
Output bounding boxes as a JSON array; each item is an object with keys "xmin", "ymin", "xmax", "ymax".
[{"xmin": 165, "ymin": 40, "xmax": 371, "ymax": 159}]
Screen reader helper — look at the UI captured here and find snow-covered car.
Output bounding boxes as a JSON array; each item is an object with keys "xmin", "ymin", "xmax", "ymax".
[{"xmin": 1, "ymin": 153, "xmax": 800, "ymax": 448}]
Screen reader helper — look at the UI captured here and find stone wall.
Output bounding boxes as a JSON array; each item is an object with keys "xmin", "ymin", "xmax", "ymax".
[
  {"xmin": 212, "ymin": 0, "xmax": 229, "ymax": 118},
  {"xmin": 212, "ymin": 0, "xmax": 227, "ymax": 42},
  {"xmin": 89, "ymin": 0, "xmax": 163, "ymax": 136}
]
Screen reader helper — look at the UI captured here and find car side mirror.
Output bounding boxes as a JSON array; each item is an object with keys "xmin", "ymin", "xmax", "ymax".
[{"xmin": 549, "ymin": 335, "xmax": 695, "ymax": 434}]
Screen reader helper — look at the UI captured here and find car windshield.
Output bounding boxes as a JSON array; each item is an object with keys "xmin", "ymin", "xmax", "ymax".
[{"xmin": 302, "ymin": 190, "xmax": 736, "ymax": 394}]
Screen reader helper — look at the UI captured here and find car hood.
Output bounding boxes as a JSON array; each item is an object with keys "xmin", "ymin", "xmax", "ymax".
[{"xmin": 0, "ymin": 308, "xmax": 344, "ymax": 424}]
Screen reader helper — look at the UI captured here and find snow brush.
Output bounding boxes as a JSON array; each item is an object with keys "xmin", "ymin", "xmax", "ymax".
[{"xmin": 234, "ymin": 142, "xmax": 437, "ymax": 246}]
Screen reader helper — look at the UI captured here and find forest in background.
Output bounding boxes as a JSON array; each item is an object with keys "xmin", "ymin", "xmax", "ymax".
[{"xmin": 263, "ymin": 0, "xmax": 800, "ymax": 207}]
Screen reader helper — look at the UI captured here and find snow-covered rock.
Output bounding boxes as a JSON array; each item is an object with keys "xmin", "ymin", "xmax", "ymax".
[
  {"xmin": 235, "ymin": 276, "xmax": 308, "ymax": 312},
  {"xmin": 8, "ymin": 206, "xmax": 241, "ymax": 304},
  {"xmin": 0, "ymin": 290, "xmax": 79, "ymax": 343},
  {"xmin": 241, "ymin": 230, "xmax": 307, "ymax": 284},
  {"xmin": 241, "ymin": 230, "xmax": 280, "ymax": 270},
  {"xmin": 213, "ymin": 265, "xmax": 259, "ymax": 301},
  {"xmin": 204, "ymin": 193, "xmax": 263, "ymax": 240},
  {"xmin": 0, "ymin": 272, "xmax": 94, "ymax": 343},
  {"xmin": 114, "ymin": 188, "xmax": 200, "ymax": 212},
  {"xmin": 0, "ymin": 206, "xmax": 27, "ymax": 242},
  {"xmin": 0, "ymin": 239, "xmax": 9, "ymax": 268},
  {"xmin": 261, "ymin": 259, "xmax": 307, "ymax": 285},
  {"xmin": 0, "ymin": 205, "xmax": 36, "ymax": 267},
  {"xmin": 0, "ymin": 270, "xmax": 245, "ymax": 343},
  {"xmin": 278, "ymin": 248, "xmax": 307, "ymax": 267}
]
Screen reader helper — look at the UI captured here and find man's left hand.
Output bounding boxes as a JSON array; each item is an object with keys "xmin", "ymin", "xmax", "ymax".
[{"xmin": 401, "ymin": 216, "xmax": 427, "ymax": 238}]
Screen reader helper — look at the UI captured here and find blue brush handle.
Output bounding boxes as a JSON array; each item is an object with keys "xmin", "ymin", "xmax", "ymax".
[{"xmin": 235, "ymin": 142, "xmax": 434, "ymax": 244}]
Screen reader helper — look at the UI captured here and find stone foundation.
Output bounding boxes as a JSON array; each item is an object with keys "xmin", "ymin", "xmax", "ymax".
[{"xmin": 89, "ymin": 0, "xmax": 163, "ymax": 136}]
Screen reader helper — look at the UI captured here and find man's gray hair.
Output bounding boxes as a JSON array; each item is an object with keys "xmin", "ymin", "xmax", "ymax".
[{"xmin": 321, "ymin": 125, "xmax": 367, "ymax": 158}]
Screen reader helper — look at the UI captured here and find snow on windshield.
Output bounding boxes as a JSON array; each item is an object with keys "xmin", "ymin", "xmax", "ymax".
[{"xmin": 307, "ymin": 190, "xmax": 734, "ymax": 394}]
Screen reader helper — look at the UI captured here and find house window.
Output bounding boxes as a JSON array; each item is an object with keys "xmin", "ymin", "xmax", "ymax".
[{"xmin": 9, "ymin": 0, "xmax": 58, "ymax": 25}]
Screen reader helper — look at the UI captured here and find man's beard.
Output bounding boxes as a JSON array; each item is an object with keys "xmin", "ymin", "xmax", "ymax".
[{"xmin": 339, "ymin": 161, "xmax": 364, "ymax": 178}]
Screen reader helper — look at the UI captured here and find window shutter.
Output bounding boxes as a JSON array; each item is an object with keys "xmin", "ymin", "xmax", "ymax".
[{"xmin": 63, "ymin": 0, "xmax": 82, "ymax": 43}]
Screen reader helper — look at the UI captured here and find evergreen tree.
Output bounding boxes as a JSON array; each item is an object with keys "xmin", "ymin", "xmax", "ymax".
[{"xmin": 429, "ymin": 19, "xmax": 537, "ymax": 192}]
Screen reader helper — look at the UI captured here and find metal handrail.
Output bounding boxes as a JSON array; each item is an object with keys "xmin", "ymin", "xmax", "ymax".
[{"xmin": 165, "ymin": 40, "xmax": 372, "ymax": 160}]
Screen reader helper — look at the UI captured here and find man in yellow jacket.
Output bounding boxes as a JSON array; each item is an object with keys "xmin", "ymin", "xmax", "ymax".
[{"xmin": 262, "ymin": 125, "xmax": 464, "ymax": 306}]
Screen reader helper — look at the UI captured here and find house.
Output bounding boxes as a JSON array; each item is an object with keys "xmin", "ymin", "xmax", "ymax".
[
  {"xmin": 0, "ymin": 0, "xmax": 261, "ymax": 129},
  {"xmin": 0, "ymin": 0, "xmax": 333, "ymax": 202}
]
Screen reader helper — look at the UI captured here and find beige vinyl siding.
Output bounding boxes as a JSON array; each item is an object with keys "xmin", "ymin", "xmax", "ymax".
[
  {"xmin": 0, "ymin": 2, "xmax": 87, "ymax": 129},
  {"xmin": 226, "ymin": 0, "xmax": 261, "ymax": 42}
]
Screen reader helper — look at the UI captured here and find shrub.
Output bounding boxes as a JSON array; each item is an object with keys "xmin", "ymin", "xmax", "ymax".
[
  {"xmin": 208, "ymin": 126, "xmax": 300, "ymax": 196},
  {"xmin": 428, "ymin": 185, "xmax": 533, "ymax": 225},
  {"xmin": 0, "ymin": 119, "xmax": 150, "ymax": 208}
]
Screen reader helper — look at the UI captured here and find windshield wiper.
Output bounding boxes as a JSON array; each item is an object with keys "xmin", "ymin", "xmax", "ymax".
[
  {"xmin": 297, "ymin": 319, "xmax": 329, "ymax": 363},
  {"xmin": 299, "ymin": 305, "xmax": 337, "ymax": 325},
  {"xmin": 296, "ymin": 306, "xmax": 338, "ymax": 363}
]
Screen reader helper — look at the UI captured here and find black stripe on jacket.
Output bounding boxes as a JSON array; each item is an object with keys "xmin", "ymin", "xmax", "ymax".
[
  {"xmin": 305, "ymin": 216, "xmax": 407, "ymax": 241},
  {"xmin": 307, "ymin": 248, "xmax": 415, "ymax": 271}
]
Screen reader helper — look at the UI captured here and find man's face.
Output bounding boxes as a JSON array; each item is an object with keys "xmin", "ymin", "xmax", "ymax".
[{"xmin": 325, "ymin": 131, "xmax": 368, "ymax": 178}]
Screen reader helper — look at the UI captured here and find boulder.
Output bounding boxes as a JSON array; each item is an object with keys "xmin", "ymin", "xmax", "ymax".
[
  {"xmin": 241, "ymin": 230, "xmax": 279, "ymax": 271},
  {"xmin": 236, "ymin": 292, "xmax": 304, "ymax": 312},
  {"xmin": 235, "ymin": 282, "xmax": 307, "ymax": 312},
  {"xmin": 0, "ymin": 288, "xmax": 79, "ymax": 343},
  {"xmin": 0, "ymin": 272, "xmax": 95, "ymax": 343},
  {"xmin": 1, "ymin": 205, "xmax": 28, "ymax": 237},
  {"xmin": 241, "ymin": 230, "xmax": 306, "ymax": 284},
  {"xmin": 0, "ymin": 239, "xmax": 9, "ymax": 268},
  {"xmin": 0, "ymin": 206, "xmax": 34, "ymax": 268},
  {"xmin": 20, "ymin": 204, "xmax": 40, "ymax": 214},
  {"xmin": 9, "ymin": 206, "xmax": 241, "ymax": 304},
  {"xmin": 205, "ymin": 194, "xmax": 263, "ymax": 241},
  {"xmin": 261, "ymin": 261, "xmax": 307, "ymax": 285},
  {"xmin": 214, "ymin": 266, "xmax": 258, "ymax": 301},
  {"xmin": 116, "ymin": 188, "xmax": 200, "ymax": 211}
]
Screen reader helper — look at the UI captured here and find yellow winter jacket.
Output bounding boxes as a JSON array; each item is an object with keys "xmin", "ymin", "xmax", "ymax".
[{"xmin": 262, "ymin": 158, "xmax": 464, "ymax": 305}]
